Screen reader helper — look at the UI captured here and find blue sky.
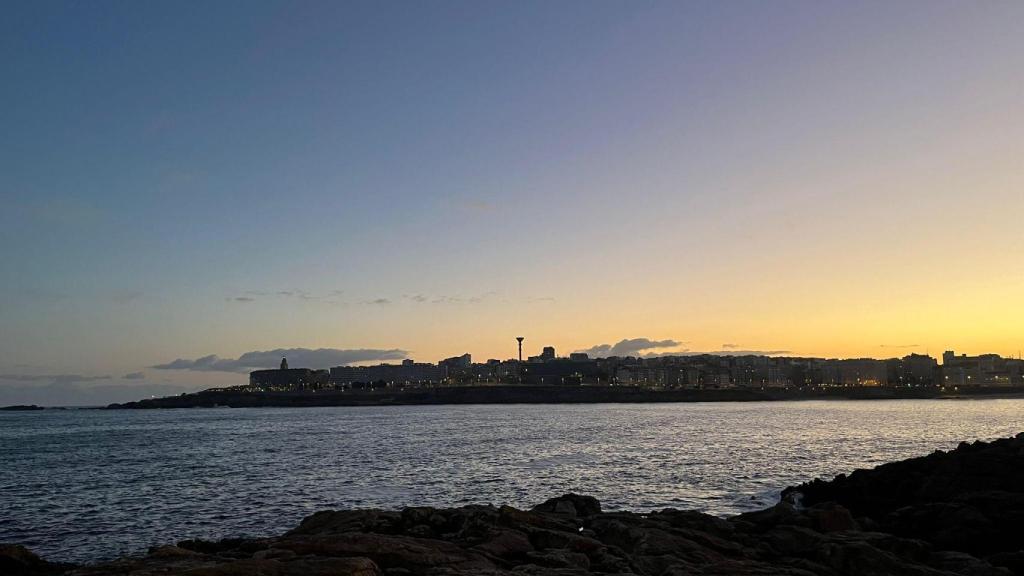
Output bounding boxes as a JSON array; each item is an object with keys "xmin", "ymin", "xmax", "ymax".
[{"xmin": 2, "ymin": 1, "xmax": 1022, "ymax": 404}]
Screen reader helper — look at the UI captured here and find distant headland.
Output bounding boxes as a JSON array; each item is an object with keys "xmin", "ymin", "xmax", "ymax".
[
  {"xmin": 108, "ymin": 347, "xmax": 1024, "ymax": 409},
  {"xmin": 106, "ymin": 383, "xmax": 1024, "ymax": 410}
]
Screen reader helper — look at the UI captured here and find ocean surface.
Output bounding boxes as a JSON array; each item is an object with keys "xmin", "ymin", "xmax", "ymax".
[{"xmin": 2, "ymin": 399, "xmax": 1022, "ymax": 563}]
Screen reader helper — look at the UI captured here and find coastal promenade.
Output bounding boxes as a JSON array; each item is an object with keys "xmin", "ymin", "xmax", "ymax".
[{"xmin": 6, "ymin": 433, "xmax": 1024, "ymax": 575}]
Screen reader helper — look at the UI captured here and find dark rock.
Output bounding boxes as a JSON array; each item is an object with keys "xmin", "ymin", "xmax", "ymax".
[
  {"xmin": 805, "ymin": 503, "xmax": 859, "ymax": 533},
  {"xmin": 929, "ymin": 551, "xmax": 1012, "ymax": 576},
  {"xmin": 0, "ymin": 544, "xmax": 69, "ymax": 576},
  {"xmin": 525, "ymin": 549, "xmax": 591, "ymax": 569},
  {"xmin": 472, "ymin": 529, "xmax": 534, "ymax": 560},
  {"xmin": 987, "ymin": 552, "xmax": 1024, "ymax": 574},
  {"xmin": 732, "ymin": 501, "xmax": 812, "ymax": 531},
  {"xmin": 275, "ymin": 533, "xmax": 493, "ymax": 571},
  {"xmin": 786, "ymin": 434, "xmax": 1024, "ymax": 560},
  {"xmin": 287, "ymin": 509, "xmax": 402, "ymax": 536},
  {"xmin": 816, "ymin": 538, "xmax": 932, "ymax": 576},
  {"xmin": 531, "ymin": 494, "xmax": 602, "ymax": 518},
  {"xmin": 762, "ymin": 525, "xmax": 827, "ymax": 556},
  {"xmin": 526, "ymin": 528, "xmax": 607, "ymax": 559}
]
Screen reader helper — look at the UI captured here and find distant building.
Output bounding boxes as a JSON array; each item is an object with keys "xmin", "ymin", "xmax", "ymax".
[
  {"xmin": 496, "ymin": 360, "xmax": 521, "ymax": 380},
  {"xmin": 440, "ymin": 353, "xmax": 472, "ymax": 368},
  {"xmin": 241, "ymin": 349, "xmax": 1020, "ymax": 393},
  {"xmin": 702, "ymin": 372, "xmax": 732, "ymax": 389},
  {"xmin": 940, "ymin": 350, "xmax": 1016, "ymax": 387},
  {"xmin": 330, "ymin": 362, "xmax": 444, "ymax": 387},
  {"xmin": 520, "ymin": 358, "xmax": 600, "ymax": 385},
  {"xmin": 823, "ymin": 359, "xmax": 888, "ymax": 387},
  {"xmin": 249, "ymin": 358, "xmax": 329, "ymax": 391},
  {"xmin": 899, "ymin": 353, "xmax": 937, "ymax": 385}
]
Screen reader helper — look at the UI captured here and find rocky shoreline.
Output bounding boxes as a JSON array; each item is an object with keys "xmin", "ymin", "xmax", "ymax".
[{"xmin": 4, "ymin": 434, "xmax": 1024, "ymax": 575}]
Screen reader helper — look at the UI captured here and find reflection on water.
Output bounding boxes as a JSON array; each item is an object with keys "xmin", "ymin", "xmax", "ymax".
[{"xmin": 1, "ymin": 399, "xmax": 1022, "ymax": 562}]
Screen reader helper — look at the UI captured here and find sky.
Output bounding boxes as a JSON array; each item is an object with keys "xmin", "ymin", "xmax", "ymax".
[{"xmin": 1, "ymin": 1, "xmax": 1022, "ymax": 405}]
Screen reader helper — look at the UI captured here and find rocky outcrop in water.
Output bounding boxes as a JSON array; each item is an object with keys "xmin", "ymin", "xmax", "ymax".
[{"xmin": 5, "ymin": 434, "xmax": 1024, "ymax": 575}]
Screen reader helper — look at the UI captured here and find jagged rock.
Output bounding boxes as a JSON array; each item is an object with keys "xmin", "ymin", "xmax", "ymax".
[{"xmin": 531, "ymin": 494, "xmax": 602, "ymax": 518}]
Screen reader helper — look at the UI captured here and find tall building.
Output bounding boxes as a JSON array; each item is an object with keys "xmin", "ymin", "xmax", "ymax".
[{"xmin": 541, "ymin": 346, "xmax": 556, "ymax": 361}]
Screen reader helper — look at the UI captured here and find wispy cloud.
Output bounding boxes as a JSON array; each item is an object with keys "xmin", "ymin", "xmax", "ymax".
[
  {"xmin": 401, "ymin": 292, "xmax": 499, "ymax": 305},
  {"xmin": 879, "ymin": 344, "xmax": 920, "ymax": 349},
  {"xmin": 152, "ymin": 347, "xmax": 409, "ymax": 373},
  {"xmin": 227, "ymin": 290, "xmax": 346, "ymax": 305},
  {"xmin": 364, "ymin": 298, "xmax": 392, "ymax": 305},
  {"xmin": 431, "ymin": 295, "xmax": 483, "ymax": 304},
  {"xmin": 525, "ymin": 296, "xmax": 557, "ymax": 304},
  {"xmin": 123, "ymin": 372, "xmax": 146, "ymax": 380},
  {"xmin": 722, "ymin": 343, "xmax": 740, "ymax": 349}
]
